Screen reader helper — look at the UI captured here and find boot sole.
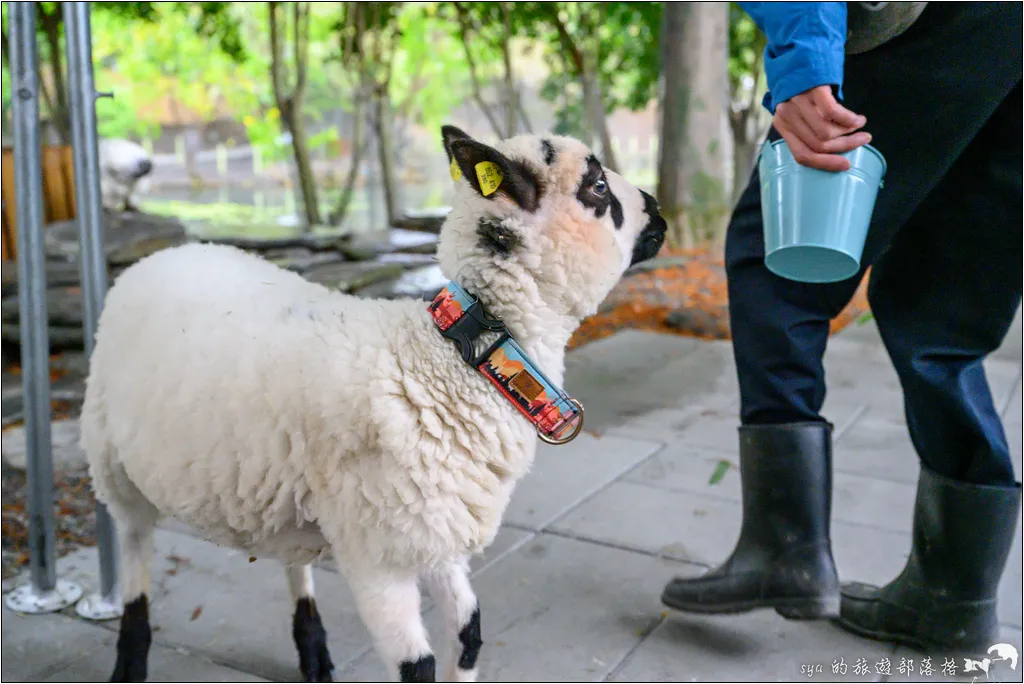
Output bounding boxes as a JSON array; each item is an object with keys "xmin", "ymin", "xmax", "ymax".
[{"xmin": 661, "ymin": 594, "xmax": 840, "ymax": 620}]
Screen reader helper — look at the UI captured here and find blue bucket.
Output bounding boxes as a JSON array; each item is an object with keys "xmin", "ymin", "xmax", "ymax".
[{"xmin": 759, "ymin": 139, "xmax": 887, "ymax": 283}]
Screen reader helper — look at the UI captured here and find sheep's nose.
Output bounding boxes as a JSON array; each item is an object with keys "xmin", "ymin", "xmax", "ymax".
[{"xmin": 133, "ymin": 159, "xmax": 153, "ymax": 178}]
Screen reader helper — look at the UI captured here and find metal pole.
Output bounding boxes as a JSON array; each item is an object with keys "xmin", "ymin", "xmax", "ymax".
[
  {"xmin": 64, "ymin": 0, "xmax": 122, "ymax": 621},
  {"xmin": 3, "ymin": 1, "xmax": 83, "ymax": 614}
]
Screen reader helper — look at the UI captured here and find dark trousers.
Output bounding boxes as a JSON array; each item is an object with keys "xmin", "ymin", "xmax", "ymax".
[{"xmin": 727, "ymin": 2, "xmax": 1023, "ymax": 485}]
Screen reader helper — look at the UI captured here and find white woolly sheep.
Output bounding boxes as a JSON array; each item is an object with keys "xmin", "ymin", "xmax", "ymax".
[
  {"xmin": 80, "ymin": 126, "xmax": 667, "ymax": 683},
  {"xmin": 98, "ymin": 138, "xmax": 152, "ymax": 212}
]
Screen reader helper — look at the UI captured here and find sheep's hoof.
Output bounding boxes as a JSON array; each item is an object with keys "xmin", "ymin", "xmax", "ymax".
[
  {"xmin": 109, "ymin": 657, "xmax": 146, "ymax": 682},
  {"xmin": 294, "ymin": 598, "xmax": 334, "ymax": 682},
  {"xmin": 299, "ymin": 643, "xmax": 334, "ymax": 683}
]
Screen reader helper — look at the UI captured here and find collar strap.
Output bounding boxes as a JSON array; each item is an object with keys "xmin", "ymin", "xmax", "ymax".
[{"xmin": 428, "ymin": 281, "xmax": 584, "ymax": 445}]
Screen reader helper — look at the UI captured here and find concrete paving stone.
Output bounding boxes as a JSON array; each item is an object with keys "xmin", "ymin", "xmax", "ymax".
[
  {"xmin": 503, "ymin": 433, "xmax": 664, "ymax": 530},
  {"xmin": 1007, "ymin": 421, "xmax": 1023, "ymax": 474},
  {"xmin": 1, "ymin": 609, "xmax": 116, "ymax": 682},
  {"xmin": 566, "ymin": 337, "xmax": 740, "ymax": 440},
  {"xmin": 145, "ymin": 533, "xmax": 374, "ymax": 683},
  {"xmin": 340, "ymin": 533, "xmax": 700, "ymax": 683},
  {"xmin": 1005, "ymin": 383, "xmax": 1022, "ymax": 427},
  {"xmin": 41, "ymin": 638, "xmax": 271, "ymax": 683},
  {"xmin": 986, "ymin": 359, "xmax": 1024, "ymax": 413},
  {"xmin": 623, "ymin": 443, "xmax": 744, "ymax": 503},
  {"xmin": 991, "ymin": 305, "xmax": 1023, "ymax": 364},
  {"xmin": 50, "ymin": 527, "xmax": 373, "ymax": 683},
  {"xmin": 832, "ymin": 471, "xmax": 916, "ymax": 532},
  {"xmin": 886, "ymin": 627, "xmax": 1023, "ymax": 683},
  {"xmin": 550, "ymin": 479, "xmax": 913, "ymax": 588},
  {"xmin": 615, "ymin": 444, "xmax": 917, "ymax": 533},
  {"xmin": 658, "ymin": 397, "xmax": 867, "ymax": 459},
  {"xmin": 610, "ymin": 611, "xmax": 895, "ymax": 683},
  {"xmin": 565, "ymin": 330, "xmax": 704, "ymax": 382},
  {"xmin": 832, "ymin": 417, "xmax": 922, "ymax": 484},
  {"xmin": 563, "ymin": 331, "xmax": 703, "ymax": 435}
]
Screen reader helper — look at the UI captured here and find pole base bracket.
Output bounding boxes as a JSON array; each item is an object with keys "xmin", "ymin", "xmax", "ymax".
[
  {"xmin": 3, "ymin": 579, "xmax": 83, "ymax": 614},
  {"xmin": 74, "ymin": 592, "xmax": 123, "ymax": 621}
]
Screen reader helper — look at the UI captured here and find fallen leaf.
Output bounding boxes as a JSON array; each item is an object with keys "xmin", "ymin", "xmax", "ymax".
[
  {"xmin": 708, "ymin": 459, "xmax": 731, "ymax": 486},
  {"xmin": 190, "ymin": 605, "xmax": 202, "ymax": 621}
]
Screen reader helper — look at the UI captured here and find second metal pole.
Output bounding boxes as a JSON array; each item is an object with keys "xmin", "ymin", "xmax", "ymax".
[
  {"xmin": 3, "ymin": 1, "xmax": 83, "ymax": 615},
  {"xmin": 64, "ymin": 0, "xmax": 122, "ymax": 621}
]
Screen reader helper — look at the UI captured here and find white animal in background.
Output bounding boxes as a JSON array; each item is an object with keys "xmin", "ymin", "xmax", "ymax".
[
  {"xmin": 80, "ymin": 125, "xmax": 667, "ymax": 683},
  {"xmin": 98, "ymin": 138, "xmax": 152, "ymax": 212}
]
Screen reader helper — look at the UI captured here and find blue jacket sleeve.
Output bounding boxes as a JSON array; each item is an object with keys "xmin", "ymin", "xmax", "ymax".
[{"xmin": 739, "ymin": 2, "xmax": 847, "ymax": 113}]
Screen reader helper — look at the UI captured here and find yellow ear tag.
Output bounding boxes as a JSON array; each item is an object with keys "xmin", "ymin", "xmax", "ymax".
[
  {"xmin": 449, "ymin": 159, "xmax": 462, "ymax": 182},
  {"xmin": 475, "ymin": 161, "xmax": 504, "ymax": 196}
]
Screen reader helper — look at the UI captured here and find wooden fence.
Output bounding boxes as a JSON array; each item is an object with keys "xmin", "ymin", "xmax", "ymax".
[{"xmin": 1, "ymin": 144, "xmax": 78, "ymax": 261}]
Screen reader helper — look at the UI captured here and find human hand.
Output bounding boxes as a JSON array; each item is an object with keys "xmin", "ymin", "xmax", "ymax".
[{"xmin": 774, "ymin": 85, "xmax": 872, "ymax": 172}]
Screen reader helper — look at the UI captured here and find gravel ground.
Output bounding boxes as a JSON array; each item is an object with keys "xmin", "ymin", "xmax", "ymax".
[{"xmin": 1, "ymin": 463, "xmax": 97, "ymax": 580}]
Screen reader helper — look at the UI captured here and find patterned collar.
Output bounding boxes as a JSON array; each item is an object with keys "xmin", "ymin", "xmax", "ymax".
[{"xmin": 428, "ymin": 281, "xmax": 584, "ymax": 445}]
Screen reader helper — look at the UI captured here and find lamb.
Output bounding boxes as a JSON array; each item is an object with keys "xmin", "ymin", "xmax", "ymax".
[
  {"xmin": 98, "ymin": 138, "xmax": 152, "ymax": 212},
  {"xmin": 80, "ymin": 126, "xmax": 667, "ymax": 683}
]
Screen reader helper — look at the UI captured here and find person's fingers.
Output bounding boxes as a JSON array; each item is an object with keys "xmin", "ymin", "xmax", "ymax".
[
  {"xmin": 782, "ymin": 106, "xmax": 872, "ymax": 155},
  {"xmin": 795, "ymin": 101, "xmax": 838, "ymax": 143},
  {"xmin": 776, "ymin": 118, "xmax": 853, "ymax": 172},
  {"xmin": 786, "ymin": 109, "xmax": 832, "ymax": 152},
  {"xmin": 818, "ymin": 131, "xmax": 872, "ymax": 154},
  {"xmin": 812, "ymin": 87, "xmax": 867, "ymax": 130}
]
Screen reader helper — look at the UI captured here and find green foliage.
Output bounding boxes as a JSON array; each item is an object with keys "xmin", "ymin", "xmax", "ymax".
[
  {"xmin": 728, "ymin": 2, "xmax": 767, "ymax": 103},
  {"xmin": 529, "ymin": 2, "xmax": 662, "ymax": 137},
  {"xmin": 90, "ymin": 3, "xmax": 249, "ymax": 140}
]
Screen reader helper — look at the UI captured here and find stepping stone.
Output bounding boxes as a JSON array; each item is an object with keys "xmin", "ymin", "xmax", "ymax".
[{"xmin": 302, "ymin": 261, "xmax": 404, "ymax": 293}]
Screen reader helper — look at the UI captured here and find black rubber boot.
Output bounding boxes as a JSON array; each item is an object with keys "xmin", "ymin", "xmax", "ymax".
[
  {"xmin": 661, "ymin": 422, "xmax": 840, "ymax": 619},
  {"xmin": 836, "ymin": 465, "xmax": 1022, "ymax": 653}
]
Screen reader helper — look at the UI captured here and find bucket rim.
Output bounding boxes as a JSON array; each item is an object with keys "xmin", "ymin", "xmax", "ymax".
[{"xmin": 760, "ymin": 138, "xmax": 887, "ymax": 178}]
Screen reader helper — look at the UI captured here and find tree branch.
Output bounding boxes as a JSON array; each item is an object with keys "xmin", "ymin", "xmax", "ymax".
[
  {"xmin": 545, "ymin": 4, "xmax": 584, "ymax": 76},
  {"xmin": 294, "ymin": 2, "xmax": 309, "ymax": 96},
  {"xmin": 268, "ymin": 1, "xmax": 289, "ymax": 108},
  {"xmin": 452, "ymin": 1, "xmax": 504, "ymax": 138}
]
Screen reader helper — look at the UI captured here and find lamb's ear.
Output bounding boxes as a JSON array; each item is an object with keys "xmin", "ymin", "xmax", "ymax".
[
  {"xmin": 441, "ymin": 125, "xmax": 472, "ymax": 163},
  {"xmin": 449, "ymin": 138, "xmax": 540, "ymax": 212}
]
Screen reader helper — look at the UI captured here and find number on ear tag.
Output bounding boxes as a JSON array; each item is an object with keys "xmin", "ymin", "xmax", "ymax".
[
  {"xmin": 450, "ymin": 159, "xmax": 462, "ymax": 182},
  {"xmin": 475, "ymin": 161, "xmax": 503, "ymax": 196}
]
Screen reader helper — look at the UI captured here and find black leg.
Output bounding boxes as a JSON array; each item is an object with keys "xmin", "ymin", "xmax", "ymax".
[
  {"xmin": 110, "ymin": 595, "xmax": 152, "ymax": 682},
  {"xmin": 398, "ymin": 654, "xmax": 436, "ymax": 682},
  {"xmin": 292, "ymin": 597, "xmax": 335, "ymax": 682},
  {"xmin": 457, "ymin": 605, "xmax": 483, "ymax": 671}
]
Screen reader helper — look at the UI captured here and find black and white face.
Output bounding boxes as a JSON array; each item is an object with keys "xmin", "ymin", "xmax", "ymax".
[{"xmin": 436, "ymin": 125, "xmax": 667, "ymax": 319}]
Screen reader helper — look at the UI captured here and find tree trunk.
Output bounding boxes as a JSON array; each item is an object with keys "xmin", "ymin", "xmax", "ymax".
[
  {"xmin": 372, "ymin": 88, "xmax": 399, "ymax": 226},
  {"xmin": 40, "ymin": 6, "xmax": 70, "ymax": 144},
  {"xmin": 729, "ymin": 113, "xmax": 761, "ymax": 205},
  {"xmin": 330, "ymin": 93, "xmax": 367, "ymax": 226},
  {"xmin": 582, "ymin": 61, "xmax": 618, "ymax": 172},
  {"xmin": 453, "ymin": 2, "xmax": 505, "ymax": 138},
  {"xmin": 657, "ymin": 2, "xmax": 730, "ymax": 248},
  {"xmin": 501, "ymin": 3, "xmax": 516, "ymax": 137},
  {"xmin": 268, "ymin": 1, "xmax": 321, "ymax": 228},
  {"xmin": 516, "ymin": 88, "xmax": 534, "ymax": 134},
  {"xmin": 286, "ymin": 106, "xmax": 321, "ymax": 227},
  {"xmin": 548, "ymin": 6, "xmax": 618, "ymax": 171}
]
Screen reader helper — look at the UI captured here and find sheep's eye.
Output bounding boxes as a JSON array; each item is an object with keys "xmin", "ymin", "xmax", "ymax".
[{"xmin": 593, "ymin": 178, "xmax": 608, "ymax": 196}]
